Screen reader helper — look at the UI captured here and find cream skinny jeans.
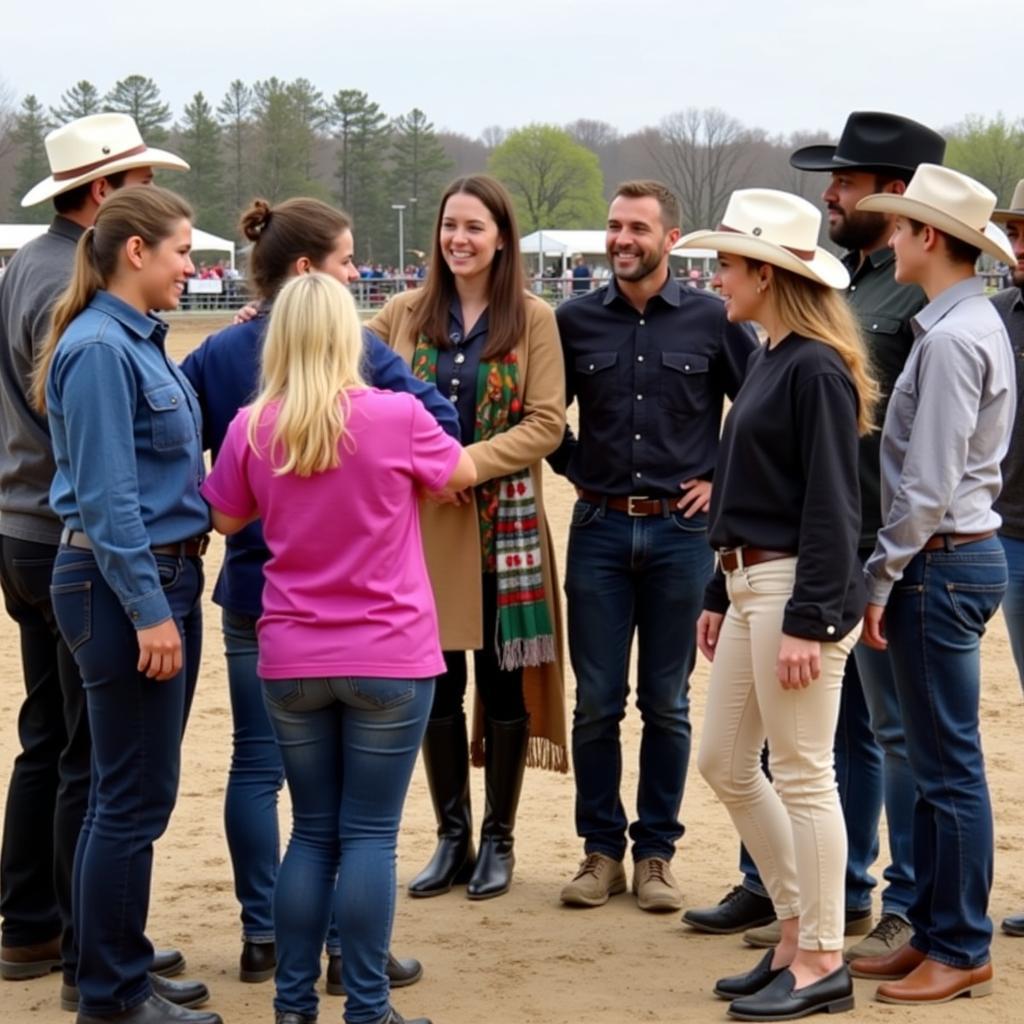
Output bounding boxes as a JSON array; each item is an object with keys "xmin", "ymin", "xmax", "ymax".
[{"xmin": 698, "ymin": 558, "xmax": 859, "ymax": 951}]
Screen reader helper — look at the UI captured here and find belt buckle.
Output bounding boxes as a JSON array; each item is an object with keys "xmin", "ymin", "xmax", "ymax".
[
  {"xmin": 196, "ymin": 534, "xmax": 211, "ymax": 557},
  {"xmin": 627, "ymin": 494, "xmax": 650, "ymax": 517},
  {"xmin": 724, "ymin": 546, "xmax": 744, "ymax": 571}
]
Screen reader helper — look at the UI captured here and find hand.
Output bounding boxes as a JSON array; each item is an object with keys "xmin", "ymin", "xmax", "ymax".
[
  {"xmin": 137, "ymin": 619, "xmax": 182, "ymax": 681},
  {"xmin": 232, "ymin": 302, "xmax": 259, "ymax": 325},
  {"xmin": 427, "ymin": 486, "xmax": 473, "ymax": 506},
  {"xmin": 696, "ymin": 610, "xmax": 724, "ymax": 662},
  {"xmin": 776, "ymin": 634, "xmax": 821, "ymax": 689},
  {"xmin": 861, "ymin": 603, "xmax": 887, "ymax": 650},
  {"xmin": 677, "ymin": 478, "xmax": 711, "ymax": 517}
]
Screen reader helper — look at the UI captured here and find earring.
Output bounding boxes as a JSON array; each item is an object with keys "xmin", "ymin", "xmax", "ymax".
[{"xmin": 756, "ymin": 284, "xmax": 766, "ymax": 294}]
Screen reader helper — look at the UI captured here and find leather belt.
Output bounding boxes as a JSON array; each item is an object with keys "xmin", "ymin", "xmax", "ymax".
[
  {"xmin": 718, "ymin": 547, "xmax": 795, "ymax": 573},
  {"xmin": 922, "ymin": 530, "xmax": 996, "ymax": 552},
  {"xmin": 578, "ymin": 490, "xmax": 672, "ymax": 517},
  {"xmin": 61, "ymin": 528, "xmax": 209, "ymax": 558}
]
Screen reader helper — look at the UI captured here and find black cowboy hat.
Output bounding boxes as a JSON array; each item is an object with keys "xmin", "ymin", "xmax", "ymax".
[{"xmin": 790, "ymin": 111, "xmax": 945, "ymax": 175}]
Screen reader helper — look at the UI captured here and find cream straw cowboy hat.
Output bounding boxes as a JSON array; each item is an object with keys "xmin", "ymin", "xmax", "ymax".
[
  {"xmin": 676, "ymin": 188, "xmax": 849, "ymax": 289},
  {"xmin": 856, "ymin": 164, "xmax": 1013, "ymax": 264},
  {"xmin": 993, "ymin": 179, "xmax": 1024, "ymax": 224},
  {"xmin": 21, "ymin": 113, "xmax": 189, "ymax": 207}
]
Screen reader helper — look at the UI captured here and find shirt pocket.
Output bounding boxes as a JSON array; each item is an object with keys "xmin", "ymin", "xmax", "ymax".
[
  {"xmin": 574, "ymin": 351, "xmax": 618, "ymax": 410},
  {"xmin": 660, "ymin": 351, "xmax": 710, "ymax": 418},
  {"xmin": 144, "ymin": 382, "xmax": 193, "ymax": 452},
  {"xmin": 885, "ymin": 373, "xmax": 918, "ymax": 439}
]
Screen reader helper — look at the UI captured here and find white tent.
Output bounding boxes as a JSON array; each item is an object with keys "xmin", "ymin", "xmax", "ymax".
[
  {"xmin": 519, "ymin": 230, "xmax": 607, "ymax": 276},
  {"xmin": 0, "ymin": 224, "xmax": 236, "ymax": 268}
]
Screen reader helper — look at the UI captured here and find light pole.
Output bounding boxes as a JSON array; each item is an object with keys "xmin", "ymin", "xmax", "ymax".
[{"xmin": 391, "ymin": 204, "xmax": 406, "ymax": 288}]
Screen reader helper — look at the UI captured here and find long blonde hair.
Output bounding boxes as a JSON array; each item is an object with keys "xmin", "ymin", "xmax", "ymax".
[
  {"xmin": 32, "ymin": 186, "xmax": 193, "ymax": 412},
  {"xmin": 767, "ymin": 267, "xmax": 879, "ymax": 435},
  {"xmin": 247, "ymin": 272, "xmax": 367, "ymax": 477}
]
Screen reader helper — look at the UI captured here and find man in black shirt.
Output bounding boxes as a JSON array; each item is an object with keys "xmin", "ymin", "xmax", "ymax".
[{"xmin": 551, "ymin": 180, "xmax": 757, "ymax": 912}]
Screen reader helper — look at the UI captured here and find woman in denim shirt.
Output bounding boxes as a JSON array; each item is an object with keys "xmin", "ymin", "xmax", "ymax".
[{"xmin": 34, "ymin": 186, "xmax": 218, "ymax": 1024}]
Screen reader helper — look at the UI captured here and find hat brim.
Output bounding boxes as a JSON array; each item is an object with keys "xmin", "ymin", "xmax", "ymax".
[
  {"xmin": 20, "ymin": 147, "xmax": 190, "ymax": 207},
  {"xmin": 992, "ymin": 208, "xmax": 1024, "ymax": 224},
  {"xmin": 856, "ymin": 194, "xmax": 1015, "ymax": 264},
  {"xmin": 788, "ymin": 144, "xmax": 916, "ymax": 174},
  {"xmin": 674, "ymin": 231, "xmax": 850, "ymax": 289}
]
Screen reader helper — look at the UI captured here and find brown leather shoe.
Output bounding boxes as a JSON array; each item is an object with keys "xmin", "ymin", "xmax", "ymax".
[
  {"xmin": 876, "ymin": 957, "xmax": 993, "ymax": 1004},
  {"xmin": 848, "ymin": 940, "xmax": 925, "ymax": 980},
  {"xmin": 0, "ymin": 935, "xmax": 61, "ymax": 980}
]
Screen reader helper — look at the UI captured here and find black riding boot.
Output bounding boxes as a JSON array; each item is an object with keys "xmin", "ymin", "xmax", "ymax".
[
  {"xmin": 407, "ymin": 713, "xmax": 475, "ymax": 897},
  {"xmin": 466, "ymin": 715, "xmax": 529, "ymax": 900}
]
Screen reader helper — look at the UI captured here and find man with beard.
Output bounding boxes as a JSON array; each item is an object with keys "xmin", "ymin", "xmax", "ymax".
[
  {"xmin": 683, "ymin": 113, "xmax": 946, "ymax": 962},
  {"xmin": 991, "ymin": 180, "xmax": 1024, "ymax": 940},
  {"xmin": 550, "ymin": 180, "xmax": 757, "ymax": 912}
]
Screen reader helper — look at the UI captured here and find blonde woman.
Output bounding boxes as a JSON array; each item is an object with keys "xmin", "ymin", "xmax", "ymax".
[
  {"xmin": 678, "ymin": 190, "xmax": 877, "ymax": 1021},
  {"xmin": 202, "ymin": 273, "xmax": 475, "ymax": 1024}
]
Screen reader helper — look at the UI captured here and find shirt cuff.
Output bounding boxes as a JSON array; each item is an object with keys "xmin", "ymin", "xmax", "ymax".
[
  {"xmin": 864, "ymin": 571, "xmax": 893, "ymax": 607},
  {"xmin": 781, "ymin": 609, "xmax": 842, "ymax": 642},
  {"xmin": 123, "ymin": 588, "xmax": 173, "ymax": 630}
]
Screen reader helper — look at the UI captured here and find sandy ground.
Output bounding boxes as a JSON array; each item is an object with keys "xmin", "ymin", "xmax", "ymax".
[{"xmin": 2, "ymin": 312, "xmax": 1023, "ymax": 1024}]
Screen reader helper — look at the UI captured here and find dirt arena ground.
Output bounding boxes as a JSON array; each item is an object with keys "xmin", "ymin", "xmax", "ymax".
[{"xmin": 2, "ymin": 312, "xmax": 1022, "ymax": 1023}]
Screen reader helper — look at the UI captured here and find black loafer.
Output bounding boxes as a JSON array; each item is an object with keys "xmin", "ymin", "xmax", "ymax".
[
  {"xmin": 152, "ymin": 949, "xmax": 187, "ymax": 978},
  {"xmin": 683, "ymin": 885, "xmax": 777, "ymax": 934},
  {"xmin": 714, "ymin": 951, "xmax": 786, "ymax": 1000},
  {"xmin": 727, "ymin": 965, "xmax": 853, "ymax": 1021},
  {"xmin": 64, "ymin": 974, "xmax": 210, "ymax": 1012},
  {"xmin": 240, "ymin": 941, "xmax": 276, "ymax": 983},
  {"xmin": 75, "ymin": 992, "xmax": 222, "ymax": 1024},
  {"xmin": 1002, "ymin": 913, "xmax": 1024, "ymax": 937},
  {"xmin": 326, "ymin": 952, "xmax": 423, "ymax": 996}
]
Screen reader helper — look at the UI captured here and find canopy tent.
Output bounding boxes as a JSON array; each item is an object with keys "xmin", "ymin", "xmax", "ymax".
[
  {"xmin": 0, "ymin": 224, "xmax": 236, "ymax": 268},
  {"xmin": 519, "ymin": 230, "xmax": 608, "ymax": 276}
]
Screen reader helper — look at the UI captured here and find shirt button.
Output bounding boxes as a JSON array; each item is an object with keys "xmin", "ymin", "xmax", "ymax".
[
  {"xmin": 588, "ymin": 363, "xmax": 594, "ymax": 370},
  {"xmin": 131, "ymin": 610, "xmax": 140, "ymax": 621},
  {"xmin": 637, "ymin": 355, "xmax": 644, "ymax": 362},
  {"xmin": 171, "ymin": 396, "xmax": 178, "ymax": 404},
  {"xmin": 636, "ymin": 393, "xmax": 643, "ymax": 400},
  {"xmin": 635, "ymin": 472, "xmax": 642, "ymax": 479},
  {"xmin": 684, "ymin": 363, "xmax": 691, "ymax": 371},
  {"xmin": 826, "ymin": 625, "xmax": 836, "ymax": 635},
  {"xmin": 639, "ymin": 318, "xmax": 645, "ymax": 326},
  {"xmin": 635, "ymin": 433, "xmax": 641, "ymax": 441},
  {"xmin": 872, "ymin": 323, "xmax": 878, "ymax": 330},
  {"xmin": 850, "ymin": 285, "xmax": 857, "ymax": 292}
]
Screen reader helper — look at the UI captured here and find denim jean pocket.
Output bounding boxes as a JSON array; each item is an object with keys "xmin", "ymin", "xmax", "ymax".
[
  {"xmin": 945, "ymin": 581, "xmax": 1007, "ymax": 634},
  {"xmin": 670, "ymin": 510, "xmax": 708, "ymax": 534},
  {"xmin": 262, "ymin": 678, "xmax": 304, "ymax": 709},
  {"xmin": 156, "ymin": 557, "xmax": 182, "ymax": 591},
  {"xmin": 50, "ymin": 580, "xmax": 92, "ymax": 653},
  {"xmin": 348, "ymin": 677, "xmax": 417, "ymax": 710},
  {"xmin": 570, "ymin": 499, "xmax": 601, "ymax": 529}
]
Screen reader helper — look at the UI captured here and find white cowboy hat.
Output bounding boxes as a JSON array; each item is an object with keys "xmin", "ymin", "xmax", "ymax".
[
  {"xmin": 675, "ymin": 189, "xmax": 850, "ymax": 289},
  {"xmin": 856, "ymin": 164, "xmax": 1013, "ymax": 264},
  {"xmin": 993, "ymin": 179, "xmax": 1024, "ymax": 224},
  {"xmin": 21, "ymin": 112, "xmax": 189, "ymax": 207}
]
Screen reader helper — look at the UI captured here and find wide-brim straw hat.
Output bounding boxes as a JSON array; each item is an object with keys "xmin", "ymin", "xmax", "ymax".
[
  {"xmin": 993, "ymin": 179, "xmax": 1024, "ymax": 224},
  {"xmin": 857, "ymin": 163, "xmax": 1013, "ymax": 264},
  {"xmin": 676, "ymin": 188, "xmax": 850, "ymax": 289},
  {"xmin": 21, "ymin": 112, "xmax": 189, "ymax": 207}
]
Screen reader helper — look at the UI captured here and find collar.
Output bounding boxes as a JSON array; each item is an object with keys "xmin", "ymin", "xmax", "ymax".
[
  {"xmin": 448, "ymin": 296, "xmax": 489, "ymax": 342},
  {"xmin": 604, "ymin": 270, "xmax": 681, "ymax": 309},
  {"xmin": 49, "ymin": 215, "xmax": 86, "ymax": 244},
  {"xmin": 911, "ymin": 276, "xmax": 985, "ymax": 339},
  {"xmin": 843, "ymin": 245, "xmax": 894, "ymax": 280},
  {"xmin": 88, "ymin": 290, "xmax": 168, "ymax": 344}
]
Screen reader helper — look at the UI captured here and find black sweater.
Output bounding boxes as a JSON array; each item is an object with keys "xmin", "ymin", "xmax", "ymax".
[{"xmin": 704, "ymin": 332, "xmax": 866, "ymax": 641}]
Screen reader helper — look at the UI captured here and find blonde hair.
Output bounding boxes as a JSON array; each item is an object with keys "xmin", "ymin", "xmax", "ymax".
[
  {"xmin": 33, "ymin": 185, "xmax": 193, "ymax": 412},
  {"xmin": 247, "ymin": 273, "xmax": 367, "ymax": 477},
  {"xmin": 766, "ymin": 267, "xmax": 879, "ymax": 435}
]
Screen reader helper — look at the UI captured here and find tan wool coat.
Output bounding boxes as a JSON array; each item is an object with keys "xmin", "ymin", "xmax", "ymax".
[{"xmin": 366, "ymin": 290, "xmax": 568, "ymax": 772}]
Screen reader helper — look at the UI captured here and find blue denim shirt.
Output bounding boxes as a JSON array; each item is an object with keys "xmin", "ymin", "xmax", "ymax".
[{"xmin": 47, "ymin": 291, "xmax": 209, "ymax": 628}]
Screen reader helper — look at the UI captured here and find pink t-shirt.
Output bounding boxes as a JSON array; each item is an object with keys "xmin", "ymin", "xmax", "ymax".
[{"xmin": 201, "ymin": 388, "xmax": 461, "ymax": 680}]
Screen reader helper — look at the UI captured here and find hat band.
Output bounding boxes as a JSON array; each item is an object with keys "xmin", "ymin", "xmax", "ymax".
[
  {"xmin": 53, "ymin": 144, "xmax": 149, "ymax": 182},
  {"xmin": 718, "ymin": 223, "xmax": 816, "ymax": 261}
]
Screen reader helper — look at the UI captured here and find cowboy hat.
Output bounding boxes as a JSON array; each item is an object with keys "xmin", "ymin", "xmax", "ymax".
[
  {"xmin": 856, "ymin": 164, "xmax": 1014, "ymax": 264},
  {"xmin": 676, "ymin": 189, "xmax": 850, "ymax": 289},
  {"xmin": 993, "ymin": 180, "xmax": 1024, "ymax": 223},
  {"xmin": 21, "ymin": 113, "xmax": 189, "ymax": 207},
  {"xmin": 790, "ymin": 111, "xmax": 945, "ymax": 174}
]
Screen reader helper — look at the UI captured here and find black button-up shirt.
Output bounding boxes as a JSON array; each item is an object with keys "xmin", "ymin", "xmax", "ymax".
[
  {"xmin": 436, "ymin": 299, "xmax": 488, "ymax": 444},
  {"xmin": 550, "ymin": 273, "xmax": 757, "ymax": 496},
  {"xmin": 993, "ymin": 286, "xmax": 1024, "ymax": 538}
]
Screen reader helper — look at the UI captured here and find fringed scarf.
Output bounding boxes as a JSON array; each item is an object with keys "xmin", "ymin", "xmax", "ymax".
[{"xmin": 413, "ymin": 335, "xmax": 555, "ymax": 670}]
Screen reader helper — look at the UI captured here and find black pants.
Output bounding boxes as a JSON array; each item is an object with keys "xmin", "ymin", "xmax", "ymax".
[
  {"xmin": 0, "ymin": 536, "xmax": 90, "ymax": 964},
  {"xmin": 431, "ymin": 574, "xmax": 527, "ymax": 723}
]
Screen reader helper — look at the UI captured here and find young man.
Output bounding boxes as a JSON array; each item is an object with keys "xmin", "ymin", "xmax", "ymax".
[
  {"xmin": 550, "ymin": 180, "xmax": 757, "ymax": 911},
  {"xmin": 990, "ymin": 179, "xmax": 1024, "ymax": 940},
  {"xmin": 685, "ymin": 113, "xmax": 947, "ymax": 957},
  {"xmin": 854, "ymin": 165, "xmax": 1015, "ymax": 1004},
  {"xmin": 0, "ymin": 113, "xmax": 219, "ymax": 1023}
]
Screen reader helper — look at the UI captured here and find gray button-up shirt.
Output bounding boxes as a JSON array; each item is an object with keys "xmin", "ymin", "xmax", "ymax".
[{"xmin": 865, "ymin": 276, "xmax": 1015, "ymax": 604}]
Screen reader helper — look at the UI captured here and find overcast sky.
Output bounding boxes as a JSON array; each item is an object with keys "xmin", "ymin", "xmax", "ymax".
[{"xmin": 2, "ymin": 0, "xmax": 1013, "ymax": 139}]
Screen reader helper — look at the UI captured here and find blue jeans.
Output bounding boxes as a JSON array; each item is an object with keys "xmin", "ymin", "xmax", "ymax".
[
  {"xmin": 51, "ymin": 549, "xmax": 203, "ymax": 1016},
  {"xmin": 565, "ymin": 500, "xmax": 712, "ymax": 862},
  {"xmin": 999, "ymin": 534, "xmax": 1024, "ymax": 694},
  {"xmin": 886, "ymin": 538, "xmax": 1006, "ymax": 968},
  {"xmin": 264, "ymin": 676, "xmax": 433, "ymax": 1024}
]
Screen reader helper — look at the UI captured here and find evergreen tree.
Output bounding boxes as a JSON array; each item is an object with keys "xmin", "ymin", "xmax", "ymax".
[
  {"xmin": 11, "ymin": 95, "xmax": 51, "ymax": 223},
  {"xmin": 251, "ymin": 77, "xmax": 316, "ymax": 202},
  {"xmin": 50, "ymin": 80, "xmax": 101, "ymax": 124},
  {"xmin": 217, "ymin": 80, "xmax": 253, "ymax": 220},
  {"xmin": 104, "ymin": 75, "xmax": 171, "ymax": 142},
  {"xmin": 177, "ymin": 91, "xmax": 228, "ymax": 236},
  {"xmin": 389, "ymin": 108, "xmax": 452, "ymax": 257},
  {"xmin": 288, "ymin": 78, "xmax": 327, "ymax": 184}
]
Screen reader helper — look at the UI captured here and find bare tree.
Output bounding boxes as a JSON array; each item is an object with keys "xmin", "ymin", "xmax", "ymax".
[
  {"xmin": 480, "ymin": 124, "xmax": 506, "ymax": 151},
  {"xmin": 565, "ymin": 118, "xmax": 619, "ymax": 152},
  {"xmin": 0, "ymin": 78, "xmax": 16, "ymax": 164},
  {"xmin": 645, "ymin": 107, "xmax": 755, "ymax": 231}
]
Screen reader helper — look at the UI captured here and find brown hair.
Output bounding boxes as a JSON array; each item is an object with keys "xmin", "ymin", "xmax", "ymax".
[
  {"xmin": 241, "ymin": 198, "xmax": 353, "ymax": 300},
  {"xmin": 409, "ymin": 175, "xmax": 525, "ymax": 360},
  {"xmin": 33, "ymin": 185, "xmax": 193, "ymax": 412},
  {"xmin": 906, "ymin": 218, "xmax": 981, "ymax": 267},
  {"xmin": 53, "ymin": 170, "xmax": 130, "ymax": 215},
  {"xmin": 612, "ymin": 180, "xmax": 681, "ymax": 230}
]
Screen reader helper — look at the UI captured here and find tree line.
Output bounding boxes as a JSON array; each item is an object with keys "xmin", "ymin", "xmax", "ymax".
[{"xmin": 1, "ymin": 76, "xmax": 1021, "ymax": 264}]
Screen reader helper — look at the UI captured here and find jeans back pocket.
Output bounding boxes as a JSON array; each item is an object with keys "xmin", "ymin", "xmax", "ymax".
[{"xmin": 50, "ymin": 580, "xmax": 92, "ymax": 653}]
